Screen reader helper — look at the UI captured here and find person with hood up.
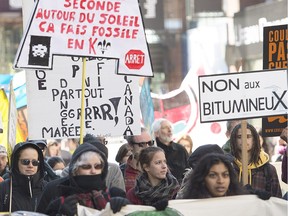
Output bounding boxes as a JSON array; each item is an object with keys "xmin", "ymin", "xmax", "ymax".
[
  {"xmin": 36, "ymin": 142, "xmax": 129, "ymax": 215},
  {"xmin": 0, "ymin": 141, "xmax": 47, "ymax": 212},
  {"xmin": 229, "ymin": 123, "xmax": 282, "ymax": 198}
]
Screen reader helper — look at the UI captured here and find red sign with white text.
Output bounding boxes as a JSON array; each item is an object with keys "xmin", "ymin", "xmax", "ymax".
[{"xmin": 125, "ymin": 49, "xmax": 145, "ymax": 69}]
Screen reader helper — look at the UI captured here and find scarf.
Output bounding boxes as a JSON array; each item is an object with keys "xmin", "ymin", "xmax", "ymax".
[
  {"xmin": 134, "ymin": 172, "xmax": 179, "ymax": 206},
  {"xmin": 76, "ymin": 190, "xmax": 110, "ymax": 210},
  {"xmin": 234, "ymin": 150, "xmax": 269, "ymax": 185},
  {"xmin": 72, "ymin": 174, "xmax": 106, "ymax": 192}
]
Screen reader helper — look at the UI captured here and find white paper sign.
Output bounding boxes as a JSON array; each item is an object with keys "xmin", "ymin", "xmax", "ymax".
[
  {"xmin": 26, "ymin": 56, "xmax": 140, "ymax": 139},
  {"xmin": 8, "ymin": 82, "xmax": 17, "ymax": 149},
  {"xmin": 15, "ymin": 0, "xmax": 153, "ymax": 77},
  {"xmin": 199, "ymin": 69, "xmax": 288, "ymax": 122}
]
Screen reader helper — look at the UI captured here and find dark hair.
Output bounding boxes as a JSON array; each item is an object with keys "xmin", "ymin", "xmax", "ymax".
[
  {"xmin": 83, "ymin": 133, "xmax": 108, "ymax": 158},
  {"xmin": 47, "ymin": 156, "xmax": 65, "ymax": 169},
  {"xmin": 124, "ymin": 127, "xmax": 148, "ymax": 144},
  {"xmin": 115, "ymin": 143, "xmax": 131, "ymax": 164},
  {"xmin": 188, "ymin": 144, "xmax": 224, "ymax": 169},
  {"xmin": 182, "ymin": 153, "xmax": 243, "ymax": 199},
  {"xmin": 230, "ymin": 123, "xmax": 261, "ymax": 164},
  {"xmin": 138, "ymin": 146, "xmax": 164, "ymax": 172}
]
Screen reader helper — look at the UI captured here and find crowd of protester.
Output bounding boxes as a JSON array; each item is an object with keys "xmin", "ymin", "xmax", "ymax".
[{"xmin": 0, "ymin": 120, "xmax": 287, "ymax": 215}]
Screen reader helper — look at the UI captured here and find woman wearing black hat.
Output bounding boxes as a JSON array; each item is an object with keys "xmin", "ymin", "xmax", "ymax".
[
  {"xmin": 0, "ymin": 141, "xmax": 47, "ymax": 212},
  {"xmin": 37, "ymin": 142, "xmax": 129, "ymax": 215}
]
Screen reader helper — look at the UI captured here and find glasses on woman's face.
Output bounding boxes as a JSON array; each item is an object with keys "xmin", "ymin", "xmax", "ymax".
[
  {"xmin": 132, "ymin": 140, "xmax": 154, "ymax": 148},
  {"xmin": 78, "ymin": 163, "xmax": 103, "ymax": 170},
  {"xmin": 19, "ymin": 159, "xmax": 40, "ymax": 166}
]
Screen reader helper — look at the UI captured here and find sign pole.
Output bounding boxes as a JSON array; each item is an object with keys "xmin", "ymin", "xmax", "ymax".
[
  {"xmin": 79, "ymin": 58, "xmax": 87, "ymax": 144},
  {"xmin": 241, "ymin": 120, "xmax": 248, "ymax": 185}
]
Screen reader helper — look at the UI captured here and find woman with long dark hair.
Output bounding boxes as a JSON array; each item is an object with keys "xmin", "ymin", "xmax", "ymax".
[
  {"xmin": 230, "ymin": 123, "xmax": 282, "ymax": 198},
  {"xmin": 180, "ymin": 153, "xmax": 244, "ymax": 199}
]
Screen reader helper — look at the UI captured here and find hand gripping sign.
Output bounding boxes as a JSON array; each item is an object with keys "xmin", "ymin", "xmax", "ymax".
[{"xmin": 14, "ymin": 0, "xmax": 153, "ymax": 77}]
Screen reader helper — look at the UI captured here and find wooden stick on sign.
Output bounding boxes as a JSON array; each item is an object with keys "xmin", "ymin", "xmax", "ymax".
[
  {"xmin": 241, "ymin": 120, "xmax": 248, "ymax": 185},
  {"xmin": 80, "ymin": 57, "xmax": 87, "ymax": 144}
]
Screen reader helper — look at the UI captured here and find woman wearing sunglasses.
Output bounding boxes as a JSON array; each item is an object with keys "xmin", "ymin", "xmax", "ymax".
[
  {"xmin": 37, "ymin": 142, "xmax": 129, "ymax": 215},
  {"xmin": 0, "ymin": 141, "xmax": 47, "ymax": 212}
]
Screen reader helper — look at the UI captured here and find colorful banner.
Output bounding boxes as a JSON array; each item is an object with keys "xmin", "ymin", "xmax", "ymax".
[
  {"xmin": 0, "ymin": 89, "xmax": 25, "ymax": 157},
  {"xmin": 140, "ymin": 78, "xmax": 154, "ymax": 132}
]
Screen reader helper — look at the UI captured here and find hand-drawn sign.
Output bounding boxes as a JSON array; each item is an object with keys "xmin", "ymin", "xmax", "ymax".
[
  {"xmin": 25, "ymin": 56, "xmax": 141, "ymax": 139},
  {"xmin": 14, "ymin": 0, "xmax": 153, "ymax": 77}
]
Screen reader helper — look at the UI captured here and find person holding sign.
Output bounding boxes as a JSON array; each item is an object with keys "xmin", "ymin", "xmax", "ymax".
[
  {"xmin": 179, "ymin": 153, "xmax": 244, "ymax": 199},
  {"xmin": 229, "ymin": 123, "xmax": 282, "ymax": 198},
  {"xmin": 37, "ymin": 142, "xmax": 129, "ymax": 215},
  {"xmin": 0, "ymin": 141, "xmax": 47, "ymax": 212},
  {"xmin": 127, "ymin": 146, "xmax": 179, "ymax": 210}
]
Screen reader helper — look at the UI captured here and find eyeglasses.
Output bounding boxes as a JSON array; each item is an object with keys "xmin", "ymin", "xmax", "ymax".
[
  {"xmin": 19, "ymin": 159, "xmax": 40, "ymax": 166},
  {"xmin": 78, "ymin": 163, "xmax": 103, "ymax": 170},
  {"xmin": 132, "ymin": 140, "xmax": 154, "ymax": 147}
]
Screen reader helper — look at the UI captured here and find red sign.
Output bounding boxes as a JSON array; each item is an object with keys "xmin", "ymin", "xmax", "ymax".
[{"xmin": 125, "ymin": 49, "xmax": 145, "ymax": 69}]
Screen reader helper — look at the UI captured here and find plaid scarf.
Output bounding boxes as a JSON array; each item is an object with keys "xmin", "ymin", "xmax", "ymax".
[
  {"xmin": 76, "ymin": 190, "xmax": 110, "ymax": 210},
  {"xmin": 134, "ymin": 172, "xmax": 179, "ymax": 205}
]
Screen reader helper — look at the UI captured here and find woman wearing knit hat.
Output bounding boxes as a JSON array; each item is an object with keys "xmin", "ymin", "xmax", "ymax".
[{"xmin": 37, "ymin": 142, "xmax": 129, "ymax": 215}]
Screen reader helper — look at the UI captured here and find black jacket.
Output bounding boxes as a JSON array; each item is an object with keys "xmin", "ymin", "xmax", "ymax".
[
  {"xmin": 37, "ymin": 143, "xmax": 125, "ymax": 215},
  {"xmin": 0, "ymin": 142, "xmax": 46, "ymax": 212}
]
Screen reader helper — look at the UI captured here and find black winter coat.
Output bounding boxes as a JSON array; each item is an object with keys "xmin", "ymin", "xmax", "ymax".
[{"xmin": 0, "ymin": 142, "xmax": 47, "ymax": 212}]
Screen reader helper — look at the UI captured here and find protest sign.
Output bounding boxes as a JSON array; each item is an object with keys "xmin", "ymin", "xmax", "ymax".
[
  {"xmin": 26, "ymin": 56, "xmax": 140, "ymax": 140},
  {"xmin": 7, "ymin": 82, "xmax": 17, "ymax": 153},
  {"xmin": 262, "ymin": 24, "xmax": 288, "ymax": 137},
  {"xmin": 199, "ymin": 69, "xmax": 288, "ymax": 123},
  {"xmin": 15, "ymin": 0, "xmax": 153, "ymax": 77},
  {"xmin": 76, "ymin": 195, "xmax": 287, "ymax": 216},
  {"xmin": 0, "ymin": 89, "xmax": 24, "ymax": 155}
]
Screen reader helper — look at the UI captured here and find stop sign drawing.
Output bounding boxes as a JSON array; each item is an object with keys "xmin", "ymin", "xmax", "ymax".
[{"xmin": 125, "ymin": 49, "xmax": 145, "ymax": 69}]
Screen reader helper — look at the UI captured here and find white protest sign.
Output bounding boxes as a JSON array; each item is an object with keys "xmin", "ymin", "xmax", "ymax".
[
  {"xmin": 8, "ymin": 81, "xmax": 17, "ymax": 150},
  {"xmin": 199, "ymin": 69, "xmax": 288, "ymax": 123},
  {"xmin": 15, "ymin": 0, "xmax": 153, "ymax": 77},
  {"xmin": 26, "ymin": 56, "xmax": 140, "ymax": 139}
]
